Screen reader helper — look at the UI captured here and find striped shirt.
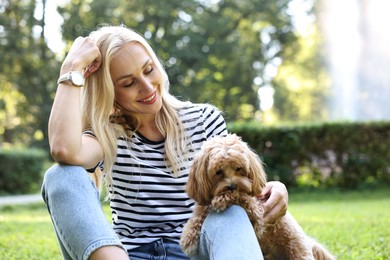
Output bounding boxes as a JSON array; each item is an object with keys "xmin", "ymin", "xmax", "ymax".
[{"xmin": 110, "ymin": 103, "xmax": 227, "ymax": 251}]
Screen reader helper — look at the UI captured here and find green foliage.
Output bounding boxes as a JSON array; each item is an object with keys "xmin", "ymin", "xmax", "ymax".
[
  {"xmin": 272, "ymin": 22, "xmax": 330, "ymax": 122},
  {"xmin": 230, "ymin": 121, "xmax": 390, "ymax": 189},
  {"xmin": 0, "ymin": 0, "xmax": 60, "ymax": 149},
  {"xmin": 0, "ymin": 148, "xmax": 48, "ymax": 194},
  {"xmin": 58, "ymin": 0, "xmax": 298, "ymax": 121},
  {"xmin": 1, "ymin": 0, "xmax": 328, "ymax": 150}
]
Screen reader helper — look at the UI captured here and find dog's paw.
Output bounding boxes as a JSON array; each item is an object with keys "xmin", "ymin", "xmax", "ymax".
[
  {"xmin": 180, "ymin": 238, "xmax": 199, "ymax": 257},
  {"xmin": 211, "ymin": 199, "xmax": 229, "ymax": 212},
  {"xmin": 211, "ymin": 193, "xmax": 238, "ymax": 211},
  {"xmin": 180, "ymin": 228, "xmax": 200, "ymax": 257},
  {"xmin": 180, "ymin": 218, "xmax": 203, "ymax": 256}
]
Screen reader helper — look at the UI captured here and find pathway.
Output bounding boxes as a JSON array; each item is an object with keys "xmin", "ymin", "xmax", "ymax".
[{"xmin": 0, "ymin": 194, "xmax": 43, "ymax": 206}]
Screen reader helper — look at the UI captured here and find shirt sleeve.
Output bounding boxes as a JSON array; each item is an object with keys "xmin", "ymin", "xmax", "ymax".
[
  {"xmin": 202, "ymin": 104, "xmax": 228, "ymax": 139},
  {"xmin": 82, "ymin": 129, "xmax": 104, "ymax": 173}
]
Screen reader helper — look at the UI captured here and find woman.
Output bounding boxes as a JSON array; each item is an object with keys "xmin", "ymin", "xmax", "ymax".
[{"xmin": 42, "ymin": 25, "xmax": 288, "ymax": 260}]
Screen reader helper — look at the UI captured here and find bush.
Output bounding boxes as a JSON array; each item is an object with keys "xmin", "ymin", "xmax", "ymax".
[
  {"xmin": 0, "ymin": 148, "xmax": 48, "ymax": 194},
  {"xmin": 229, "ymin": 121, "xmax": 390, "ymax": 189}
]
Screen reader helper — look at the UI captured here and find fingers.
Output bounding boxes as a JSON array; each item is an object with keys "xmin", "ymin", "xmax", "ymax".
[
  {"xmin": 263, "ymin": 197, "xmax": 286, "ymax": 224},
  {"xmin": 84, "ymin": 59, "xmax": 101, "ymax": 78},
  {"xmin": 61, "ymin": 36, "xmax": 102, "ymax": 77},
  {"xmin": 259, "ymin": 182, "xmax": 272, "ymax": 200},
  {"xmin": 257, "ymin": 181, "xmax": 288, "ymax": 225}
]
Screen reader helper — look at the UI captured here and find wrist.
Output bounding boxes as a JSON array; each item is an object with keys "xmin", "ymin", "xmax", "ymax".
[
  {"xmin": 57, "ymin": 71, "xmax": 85, "ymax": 87},
  {"xmin": 60, "ymin": 59, "xmax": 85, "ymax": 75}
]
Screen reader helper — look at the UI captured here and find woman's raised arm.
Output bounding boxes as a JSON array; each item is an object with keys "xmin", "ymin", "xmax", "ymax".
[{"xmin": 49, "ymin": 37, "xmax": 102, "ymax": 169}]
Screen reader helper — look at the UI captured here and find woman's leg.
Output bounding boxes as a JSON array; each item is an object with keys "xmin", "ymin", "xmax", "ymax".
[
  {"xmin": 128, "ymin": 239, "xmax": 189, "ymax": 260},
  {"xmin": 41, "ymin": 164, "xmax": 126, "ymax": 260},
  {"xmin": 193, "ymin": 205, "xmax": 263, "ymax": 260}
]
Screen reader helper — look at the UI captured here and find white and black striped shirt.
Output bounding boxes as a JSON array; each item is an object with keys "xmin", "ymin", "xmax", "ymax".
[{"xmin": 110, "ymin": 103, "xmax": 227, "ymax": 251}]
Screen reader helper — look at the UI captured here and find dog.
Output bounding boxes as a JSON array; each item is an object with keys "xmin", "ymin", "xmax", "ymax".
[{"xmin": 180, "ymin": 134, "xmax": 335, "ymax": 260}]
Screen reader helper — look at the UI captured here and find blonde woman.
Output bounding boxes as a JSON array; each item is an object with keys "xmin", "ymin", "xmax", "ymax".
[{"xmin": 42, "ymin": 25, "xmax": 288, "ymax": 260}]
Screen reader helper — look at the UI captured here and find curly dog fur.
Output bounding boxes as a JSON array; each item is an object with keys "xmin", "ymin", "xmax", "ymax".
[{"xmin": 180, "ymin": 134, "xmax": 335, "ymax": 260}]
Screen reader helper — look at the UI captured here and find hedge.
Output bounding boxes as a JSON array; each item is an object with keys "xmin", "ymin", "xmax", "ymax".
[
  {"xmin": 0, "ymin": 148, "xmax": 48, "ymax": 194},
  {"xmin": 229, "ymin": 121, "xmax": 390, "ymax": 189},
  {"xmin": 1, "ymin": 121, "xmax": 389, "ymax": 193}
]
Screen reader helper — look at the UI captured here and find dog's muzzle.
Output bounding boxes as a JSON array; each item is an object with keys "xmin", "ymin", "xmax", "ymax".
[{"xmin": 227, "ymin": 183, "xmax": 237, "ymax": 190}]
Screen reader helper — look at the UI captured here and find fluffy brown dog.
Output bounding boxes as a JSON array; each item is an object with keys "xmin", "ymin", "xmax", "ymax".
[{"xmin": 180, "ymin": 134, "xmax": 335, "ymax": 260}]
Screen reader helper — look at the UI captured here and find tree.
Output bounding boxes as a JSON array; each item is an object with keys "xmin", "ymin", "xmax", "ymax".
[
  {"xmin": 271, "ymin": 3, "xmax": 330, "ymax": 123},
  {"xmin": 58, "ymin": 0, "xmax": 298, "ymax": 121},
  {"xmin": 0, "ymin": 0, "xmax": 60, "ymax": 149},
  {"xmin": 0, "ymin": 0, "xmax": 329, "ymax": 150}
]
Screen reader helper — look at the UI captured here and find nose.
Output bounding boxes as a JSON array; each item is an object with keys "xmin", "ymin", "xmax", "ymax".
[
  {"xmin": 139, "ymin": 76, "xmax": 154, "ymax": 92},
  {"xmin": 227, "ymin": 183, "xmax": 237, "ymax": 190}
]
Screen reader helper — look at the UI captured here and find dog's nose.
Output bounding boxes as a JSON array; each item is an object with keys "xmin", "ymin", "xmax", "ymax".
[{"xmin": 228, "ymin": 183, "xmax": 237, "ymax": 190}]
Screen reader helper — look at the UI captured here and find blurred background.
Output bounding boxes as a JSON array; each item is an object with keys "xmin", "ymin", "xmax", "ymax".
[
  {"xmin": 2, "ymin": 3, "xmax": 389, "ymax": 258},
  {"xmin": 1, "ymin": 0, "xmax": 389, "ymax": 151},
  {"xmin": 1, "ymin": 3, "xmax": 389, "ymax": 258}
]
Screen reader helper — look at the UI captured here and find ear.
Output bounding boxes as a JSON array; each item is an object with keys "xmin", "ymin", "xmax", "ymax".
[
  {"xmin": 186, "ymin": 150, "xmax": 212, "ymax": 205},
  {"xmin": 247, "ymin": 148, "xmax": 267, "ymax": 196}
]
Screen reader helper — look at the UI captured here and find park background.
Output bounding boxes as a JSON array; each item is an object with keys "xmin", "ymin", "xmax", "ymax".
[{"xmin": 0, "ymin": 0, "xmax": 389, "ymax": 259}]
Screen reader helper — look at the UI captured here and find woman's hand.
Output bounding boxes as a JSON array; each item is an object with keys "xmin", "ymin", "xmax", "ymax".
[
  {"xmin": 257, "ymin": 181, "xmax": 288, "ymax": 225},
  {"xmin": 61, "ymin": 36, "xmax": 102, "ymax": 78}
]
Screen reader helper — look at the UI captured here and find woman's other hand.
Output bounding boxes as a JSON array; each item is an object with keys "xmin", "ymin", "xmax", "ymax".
[{"xmin": 257, "ymin": 181, "xmax": 288, "ymax": 225}]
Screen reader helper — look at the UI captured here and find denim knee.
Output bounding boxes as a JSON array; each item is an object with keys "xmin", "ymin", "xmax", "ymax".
[
  {"xmin": 195, "ymin": 205, "xmax": 263, "ymax": 260},
  {"xmin": 41, "ymin": 164, "xmax": 96, "ymax": 203},
  {"xmin": 41, "ymin": 164, "xmax": 124, "ymax": 259}
]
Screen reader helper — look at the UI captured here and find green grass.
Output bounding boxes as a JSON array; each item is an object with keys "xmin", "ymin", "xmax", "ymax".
[
  {"xmin": 0, "ymin": 189, "xmax": 389, "ymax": 259},
  {"xmin": 288, "ymin": 188, "xmax": 390, "ymax": 260},
  {"xmin": 0, "ymin": 203, "xmax": 61, "ymax": 260}
]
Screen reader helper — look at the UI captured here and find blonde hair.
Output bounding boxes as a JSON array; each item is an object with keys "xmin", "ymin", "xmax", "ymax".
[{"xmin": 81, "ymin": 25, "xmax": 191, "ymax": 189}]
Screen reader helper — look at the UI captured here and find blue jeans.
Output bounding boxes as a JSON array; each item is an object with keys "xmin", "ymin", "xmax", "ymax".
[{"xmin": 42, "ymin": 165, "xmax": 263, "ymax": 260}]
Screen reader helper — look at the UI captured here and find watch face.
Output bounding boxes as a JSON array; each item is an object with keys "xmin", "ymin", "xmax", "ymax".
[{"xmin": 72, "ymin": 72, "xmax": 84, "ymax": 86}]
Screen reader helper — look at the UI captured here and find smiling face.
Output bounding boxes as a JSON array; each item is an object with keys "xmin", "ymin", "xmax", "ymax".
[{"xmin": 110, "ymin": 42, "xmax": 163, "ymax": 123}]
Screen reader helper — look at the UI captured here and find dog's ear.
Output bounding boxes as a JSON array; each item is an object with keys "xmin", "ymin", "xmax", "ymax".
[
  {"xmin": 186, "ymin": 150, "xmax": 212, "ymax": 206},
  {"xmin": 247, "ymin": 149, "xmax": 267, "ymax": 196}
]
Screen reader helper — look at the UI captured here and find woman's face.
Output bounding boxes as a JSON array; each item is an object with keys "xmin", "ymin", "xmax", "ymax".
[{"xmin": 110, "ymin": 42, "xmax": 163, "ymax": 121}]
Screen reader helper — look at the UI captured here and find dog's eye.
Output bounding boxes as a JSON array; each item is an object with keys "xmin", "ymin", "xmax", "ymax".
[
  {"xmin": 236, "ymin": 167, "xmax": 245, "ymax": 175},
  {"xmin": 216, "ymin": 170, "xmax": 223, "ymax": 176}
]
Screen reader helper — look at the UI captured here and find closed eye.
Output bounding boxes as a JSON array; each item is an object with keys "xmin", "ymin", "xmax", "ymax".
[
  {"xmin": 123, "ymin": 80, "xmax": 135, "ymax": 88},
  {"xmin": 120, "ymin": 64, "xmax": 154, "ymax": 88},
  {"xmin": 144, "ymin": 64, "xmax": 154, "ymax": 74}
]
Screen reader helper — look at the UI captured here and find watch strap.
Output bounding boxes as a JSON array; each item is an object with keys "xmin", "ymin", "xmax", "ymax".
[
  {"xmin": 57, "ymin": 72, "xmax": 71, "ymax": 85},
  {"xmin": 57, "ymin": 71, "xmax": 84, "ymax": 86}
]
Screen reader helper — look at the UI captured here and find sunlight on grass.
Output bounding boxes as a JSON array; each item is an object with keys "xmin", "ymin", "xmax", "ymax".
[
  {"xmin": 1, "ymin": 214, "xmax": 51, "ymax": 223},
  {"xmin": 0, "ymin": 202, "xmax": 113, "ymax": 260},
  {"xmin": 289, "ymin": 189, "xmax": 390, "ymax": 260},
  {"xmin": 0, "ymin": 203, "xmax": 62, "ymax": 260}
]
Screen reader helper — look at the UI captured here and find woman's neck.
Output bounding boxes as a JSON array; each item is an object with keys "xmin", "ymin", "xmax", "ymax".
[{"xmin": 138, "ymin": 117, "xmax": 164, "ymax": 142}]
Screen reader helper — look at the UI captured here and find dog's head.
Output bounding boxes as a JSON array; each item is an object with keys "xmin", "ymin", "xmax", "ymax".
[{"xmin": 186, "ymin": 134, "xmax": 267, "ymax": 205}]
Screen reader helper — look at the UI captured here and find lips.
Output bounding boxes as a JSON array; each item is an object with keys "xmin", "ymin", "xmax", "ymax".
[{"xmin": 139, "ymin": 91, "xmax": 157, "ymax": 104}]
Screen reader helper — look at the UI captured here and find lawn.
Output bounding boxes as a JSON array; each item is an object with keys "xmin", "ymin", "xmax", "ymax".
[
  {"xmin": 288, "ymin": 188, "xmax": 390, "ymax": 260},
  {"xmin": 0, "ymin": 188, "xmax": 389, "ymax": 259}
]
